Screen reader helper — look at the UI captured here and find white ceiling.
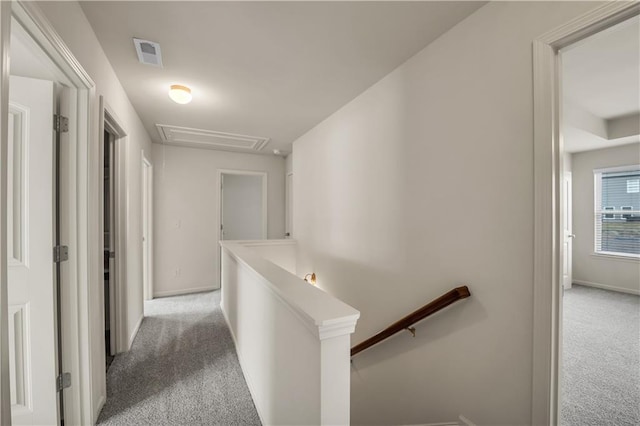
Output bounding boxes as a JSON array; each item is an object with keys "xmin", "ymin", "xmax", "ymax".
[
  {"xmin": 79, "ymin": 1, "xmax": 485, "ymax": 155},
  {"xmin": 562, "ymin": 16, "xmax": 640, "ymax": 153}
]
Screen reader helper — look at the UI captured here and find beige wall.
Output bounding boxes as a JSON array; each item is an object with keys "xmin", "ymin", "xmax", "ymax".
[
  {"xmin": 152, "ymin": 144, "xmax": 285, "ymax": 296},
  {"xmin": 35, "ymin": 1, "xmax": 153, "ymax": 420},
  {"xmin": 292, "ymin": 2, "xmax": 602, "ymax": 424},
  {"xmin": 571, "ymin": 143, "xmax": 640, "ymax": 294}
]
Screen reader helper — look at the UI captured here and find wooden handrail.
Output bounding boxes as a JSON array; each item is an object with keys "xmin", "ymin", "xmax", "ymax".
[{"xmin": 350, "ymin": 286, "xmax": 471, "ymax": 357}]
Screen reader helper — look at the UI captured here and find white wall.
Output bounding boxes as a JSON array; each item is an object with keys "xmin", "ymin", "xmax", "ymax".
[
  {"xmin": 222, "ymin": 174, "xmax": 264, "ymax": 240},
  {"xmin": 291, "ymin": 2, "xmax": 603, "ymax": 424},
  {"xmin": 34, "ymin": 1, "xmax": 153, "ymax": 420},
  {"xmin": 152, "ymin": 144, "xmax": 285, "ymax": 296},
  {"xmin": 571, "ymin": 143, "xmax": 640, "ymax": 294}
]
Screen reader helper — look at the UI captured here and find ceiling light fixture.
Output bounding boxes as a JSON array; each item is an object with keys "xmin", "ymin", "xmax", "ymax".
[{"xmin": 169, "ymin": 84, "xmax": 192, "ymax": 104}]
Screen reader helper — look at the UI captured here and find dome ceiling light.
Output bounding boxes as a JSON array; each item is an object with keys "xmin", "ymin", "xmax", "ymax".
[{"xmin": 169, "ymin": 84, "xmax": 192, "ymax": 104}]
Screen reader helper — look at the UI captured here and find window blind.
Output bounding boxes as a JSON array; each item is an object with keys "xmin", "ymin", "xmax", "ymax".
[{"xmin": 594, "ymin": 168, "xmax": 640, "ymax": 256}]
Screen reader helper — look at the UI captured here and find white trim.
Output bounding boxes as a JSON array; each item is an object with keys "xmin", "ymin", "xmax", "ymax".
[
  {"xmin": 572, "ymin": 279, "xmax": 640, "ymax": 296},
  {"xmin": 153, "ymin": 285, "xmax": 217, "ymax": 298},
  {"xmin": 590, "ymin": 252, "xmax": 640, "ymax": 262},
  {"xmin": 0, "ymin": 2, "xmax": 11, "ymax": 422},
  {"xmin": 239, "ymin": 238, "xmax": 296, "ymax": 247},
  {"xmin": 532, "ymin": 3, "xmax": 640, "ymax": 425},
  {"xmin": 127, "ymin": 315, "xmax": 143, "ymax": 351},
  {"xmin": 593, "ymin": 164, "xmax": 640, "ymax": 174},
  {"xmin": 94, "ymin": 395, "xmax": 105, "ymax": 423}
]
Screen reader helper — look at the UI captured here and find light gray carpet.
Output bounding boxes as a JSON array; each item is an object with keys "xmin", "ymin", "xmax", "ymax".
[
  {"xmin": 97, "ymin": 291, "xmax": 261, "ymax": 426},
  {"xmin": 561, "ymin": 284, "xmax": 640, "ymax": 426}
]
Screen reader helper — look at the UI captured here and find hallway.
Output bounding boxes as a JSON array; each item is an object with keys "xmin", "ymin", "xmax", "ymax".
[{"xmin": 97, "ymin": 291, "xmax": 261, "ymax": 425}]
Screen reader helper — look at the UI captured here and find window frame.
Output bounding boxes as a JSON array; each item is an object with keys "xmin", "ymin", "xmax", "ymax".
[{"xmin": 593, "ymin": 165, "xmax": 640, "ymax": 260}]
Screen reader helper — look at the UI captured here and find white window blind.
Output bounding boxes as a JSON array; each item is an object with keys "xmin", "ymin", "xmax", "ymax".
[{"xmin": 594, "ymin": 167, "xmax": 640, "ymax": 257}]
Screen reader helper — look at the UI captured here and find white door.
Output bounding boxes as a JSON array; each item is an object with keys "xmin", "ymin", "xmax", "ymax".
[
  {"xmin": 8, "ymin": 76, "xmax": 58, "ymax": 424},
  {"xmin": 562, "ymin": 172, "xmax": 574, "ymax": 290},
  {"xmin": 220, "ymin": 173, "xmax": 265, "ymax": 241}
]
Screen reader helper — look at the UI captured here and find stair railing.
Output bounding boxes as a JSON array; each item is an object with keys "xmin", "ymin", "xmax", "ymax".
[{"xmin": 351, "ymin": 286, "xmax": 471, "ymax": 357}]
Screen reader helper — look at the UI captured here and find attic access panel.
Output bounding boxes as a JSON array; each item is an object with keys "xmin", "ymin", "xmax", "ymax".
[{"xmin": 156, "ymin": 124, "xmax": 270, "ymax": 153}]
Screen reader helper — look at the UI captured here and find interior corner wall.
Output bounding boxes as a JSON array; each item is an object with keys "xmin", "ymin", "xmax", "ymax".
[
  {"xmin": 291, "ymin": 2, "xmax": 603, "ymax": 424},
  {"xmin": 571, "ymin": 143, "xmax": 640, "ymax": 294},
  {"xmin": 34, "ymin": 1, "xmax": 153, "ymax": 420},
  {"xmin": 152, "ymin": 144, "xmax": 285, "ymax": 297}
]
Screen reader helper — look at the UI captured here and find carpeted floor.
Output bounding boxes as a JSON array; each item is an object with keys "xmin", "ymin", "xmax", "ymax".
[
  {"xmin": 97, "ymin": 291, "xmax": 261, "ymax": 426},
  {"xmin": 561, "ymin": 284, "xmax": 640, "ymax": 426}
]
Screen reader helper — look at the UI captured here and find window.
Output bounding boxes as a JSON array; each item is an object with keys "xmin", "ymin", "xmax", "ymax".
[
  {"xmin": 594, "ymin": 167, "xmax": 640, "ymax": 257},
  {"xmin": 603, "ymin": 206, "xmax": 615, "ymax": 219}
]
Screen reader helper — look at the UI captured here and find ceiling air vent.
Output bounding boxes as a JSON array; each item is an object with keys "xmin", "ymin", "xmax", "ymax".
[{"xmin": 133, "ymin": 38, "xmax": 163, "ymax": 67}]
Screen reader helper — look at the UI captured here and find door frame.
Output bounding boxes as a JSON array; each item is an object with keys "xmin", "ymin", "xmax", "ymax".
[
  {"xmin": 99, "ymin": 98, "xmax": 129, "ymax": 354},
  {"xmin": 218, "ymin": 169, "xmax": 268, "ymax": 242},
  {"xmin": 141, "ymin": 152, "xmax": 153, "ymax": 301},
  {"xmin": 562, "ymin": 171, "xmax": 573, "ymax": 291},
  {"xmin": 285, "ymin": 172, "xmax": 293, "ymax": 238},
  {"xmin": 531, "ymin": 2, "xmax": 640, "ymax": 425},
  {"xmin": 1, "ymin": 2, "xmax": 98, "ymax": 424}
]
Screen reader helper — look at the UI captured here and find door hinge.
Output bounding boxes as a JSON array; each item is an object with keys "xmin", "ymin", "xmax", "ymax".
[
  {"xmin": 54, "ymin": 114, "xmax": 69, "ymax": 133},
  {"xmin": 57, "ymin": 372, "xmax": 71, "ymax": 392},
  {"xmin": 53, "ymin": 245, "xmax": 69, "ymax": 263}
]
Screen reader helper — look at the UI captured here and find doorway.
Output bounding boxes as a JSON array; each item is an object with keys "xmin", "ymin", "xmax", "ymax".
[
  {"xmin": 559, "ymin": 14, "xmax": 640, "ymax": 425},
  {"xmin": 142, "ymin": 155, "xmax": 153, "ymax": 301},
  {"xmin": 219, "ymin": 171, "xmax": 267, "ymax": 241},
  {"xmin": 285, "ymin": 172, "xmax": 293, "ymax": 238},
  {"xmin": 103, "ymin": 128, "xmax": 116, "ymax": 370},
  {"xmin": 100, "ymin": 102, "xmax": 127, "ymax": 356},
  {"xmin": 532, "ymin": 2, "xmax": 640, "ymax": 425}
]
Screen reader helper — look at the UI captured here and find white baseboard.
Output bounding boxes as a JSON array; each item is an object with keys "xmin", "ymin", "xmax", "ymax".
[
  {"xmin": 153, "ymin": 285, "xmax": 219, "ymax": 298},
  {"xmin": 94, "ymin": 394, "xmax": 105, "ymax": 424},
  {"xmin": 127, "ymin": 314, "xmax": 144, "ymax": 350},
  {"xmin": 221, "ymin": 305, "xmax": 267, "ymax": 426},
  {"xmin": 573, "ymin": 279, "xmax": 640, "ymax": 296}
]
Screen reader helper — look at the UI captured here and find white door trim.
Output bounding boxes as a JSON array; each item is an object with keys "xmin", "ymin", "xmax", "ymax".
[
  {"xmin": 0, "ymin": 2, "xmax": 13, "ymax": 423},
  {"xmin": 1, "ymin": 1, "xmax": 99, "ymax": 425},
  {"xmin": 531, "ymin": 2, "xmax": 640, "ymax": 425}
]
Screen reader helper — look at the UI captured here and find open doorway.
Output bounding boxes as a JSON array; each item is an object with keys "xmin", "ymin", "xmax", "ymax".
[
  {"xmin": 532, "ymin": 3, "xmax": 640, "ymax": 425},
  {"xmin": 100, "ymin": 102, "xmax": 128, "ymax": 358},
  {"xmin": 559, "ymin": 14, "xmax": 640, "ymax": 426},
  {"xmin": 103, "ymin": 128, "xmax": 116, "ymax": 370},
  {"xmin": 219, "ymin": 171, "xmax": 267, "ymax": 241},
  {"xmin": 142, "ymin": 154, "xmax": 153, "ymax": 301}
]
